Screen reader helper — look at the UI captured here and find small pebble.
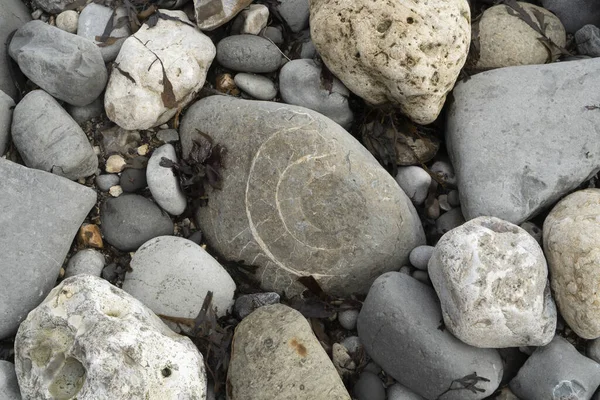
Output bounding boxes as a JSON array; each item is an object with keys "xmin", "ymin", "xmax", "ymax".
[
  {"xmin": 64, "ymin": 249, "xmax": 105, "ymax": 278},
  {"xmin": 447, "ymin": 190, "xmax": 460, "ymax": 207},
  {"xmin": 431, "ymin": 160, "xmax": 457, "ymax": 186},
  {"xmin": 338, "ymin": 309, "xmax": 359, "ymax": 331},
  {"xmin": 340, "ymin": 335, "xmax": 362, "ymax": 354},
  {"xmin": 412, "ymin": 270, "xmax": 430, "ymax": 285},
  {"xmin": 146, "ymin": 144, "xmax": 187, "ymax": 215},
  {"xmin": 234, "ymin": 73, "xmax": 278, "ymax": 100},
  {"xmin": 137, "ymin": 144, "xmax": 149, "ymax": 156},
  {"xmin": 395, "ymin": 166, "xmax": 431, "ymax": 205},
  {"xmin": 409, "ymin": 245, "xmax": 434, "ymax": 270},
  {"xmin": 77, "ymin": 223, "xmax": 104, "ymax": 249},
  {"xmin": 300, "ymin": 39, "xmax": 317, "ymax": 59},
  {"xmin": 332, "ymin": 343, "xmax": 356, "ymax": 377},
  {"xmin": 105, "ymin": 154, "xmax": 127, "ymax": 173},
  {"xmin": 216, "ymin": 35, "xmax": 283, "ymax": 73},
  {"xmin": 216, "ymin": 73, "xmax": 240, "ymax": 95},
  {"xmin": 31, "ymin": 9, "xmax": 43, "ymax": 19},
  {"xmin": 436, "ymin": 207, "xmax": 465, "ymax": 235},
  {"xmin": 241, "ymin": 4, "xmax": 269, "ymax": 35},
  {"xmin": 96, "ymin": 174, "xmax": 120, "ymax": 191},
  {"xmin": 425, "ymin": 198, "xmax": 440, "ymax": 220},
  {"xmin": 234, "ymin": 292, "xmax": 280, "ymax": 319},
  {"xmin": 187, "ymin": 230, "xmax": 203, "ymax": 245},
  {"xmin": 157, "ymin": 129, "xmax": 179, "ymax": 143},
  {"xmin": 260, "ymin": 26, "xmax": 284, "ymax": 45},
  {"xmin": 120, "ymin": 168, "xmax": 147, "ymax": 192},
  {"xmin": 438, "ymin": 194, "xmax": 452, "ymax": 211},
  {"xmin": 101, "ymin": 263, "xmax": 119, "ymax": 281},
  {"xmin": 109, "ymin": 185, "xmax": 123, "ymax": 197},
  {"xmin": 354, "ymin": 371, "xmax": 385, "ymax": 400},
  {"xmin": 55, "ymin": 10, "xmax": 78, "ymax": 33}
]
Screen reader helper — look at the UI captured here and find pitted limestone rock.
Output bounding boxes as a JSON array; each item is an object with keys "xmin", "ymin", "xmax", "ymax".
[{"xmin": 429, "ymin": 216, "xmax": 557, "ymax": 348}]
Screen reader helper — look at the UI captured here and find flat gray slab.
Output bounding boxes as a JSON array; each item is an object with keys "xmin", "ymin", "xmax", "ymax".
[
  {"xmin": 447, "ymin": 58, "xmax": 600, "ymax": 224},
  {"xmin": 0, "ymin": 159, "xmax": 96, "ymax": 339}
]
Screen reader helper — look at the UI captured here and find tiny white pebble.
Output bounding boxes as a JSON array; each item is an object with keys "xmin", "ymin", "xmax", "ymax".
[
  {"xmin": 105, "ymin": 154, "xmax": 127, "ymax": 173},
  {"xmin": 137, "ymin": 144, "xmax": 149, "ymax": 156},
  {"xmin": 109, "ymin": 185, "xmax": 123, "ymax": 197},
  {"xmin": 55, "ymin": 10, "xmax": 79, "ymax": 33}
]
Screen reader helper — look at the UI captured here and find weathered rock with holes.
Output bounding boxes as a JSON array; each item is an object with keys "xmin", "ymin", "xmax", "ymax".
[
  {"xmin": 447, "ymin": 58, "xmax": 600, "ymax": 224},
  {"xmin": 9, "ymin": 21, "xmax": 107, "ymax": 106},
  {"xmin": 309, "ymin": 0, "xmax": 471, "ymax": 124},
  {"xmin": 544, "ymin": 189, "xmax": 600, "ymax": 339},
  {"xmin": 180, "ymin": 96, "xmax": 425, "ymax": 298},
  {"xmin": 195, "ymin": 0, "xmax": 253, "ymax": 30},
  {"xmin": 227, "ymin": 304, "xmax": 351, "ymax": 399},
  {"xmin": 15, "ymin": 275, "xmax": 207, "ymax": 400},
  {"xmin": 105, "ymin": 10, "xmax": 216, "ymax": 130},
  {"xmin": 429, "ymin": 216, "xmax": 557, "ymax": 348}
]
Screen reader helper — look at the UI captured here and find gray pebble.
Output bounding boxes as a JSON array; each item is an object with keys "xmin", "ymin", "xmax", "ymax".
[
  {"xmin": 0, "ymin": 361, "xmax": 21, "ymax": 400},
  {"xmin": 436, "ymin": 208, "xmax": 465, "ymax": 235},
  {"xmin": 409, "ymin": 245, "xmax": 434, "ymax": 270},
  {"xmin": 147, "ymin": 144, "xmax": 187, "ymax": 215},
  {"xmin": 120, "ymin": 168, "xmax": 147, "ymax": 192},
  {"xmin": 100, "ymin": 194, "xmax": 173, "ymax": 251},
  {"xmin": 217, "ymin": 35, "xmax": 283, "ymax": 73},
  {"xmin": 519, "ymin": 221, "xmax": 542, "ymax": 244},
  {"xmin": 101, "ymin": 263, "xmax": 119, "ymax": 281},
  {"xmin": 66, "ymin": 96, "xmax": 104, "ymax": 124},
  {"xmin": 576, "ymin": 24, "xmax": 600, "ymax": 57},
  {"xmin": 338, "ymin": 309, "xmax": 359, "ymax": 331},
  {"xmin": 431, "ymin": 160, "xmax": 457, "ymax": 187},
  {"xmin": 260, "ymin": 26, "xmax": 284, "ymax": 45},
  {"xmin": 78, "ymin": 4, "xmax": 130, "ymax": 62},
  {"xmin": 395, "ymin": 166, "xmax": 431, "ymax": 205},
  {"xmin": 387, "ymin": 383, "xmax": 425, "ymax": 400},
  {"xmin": 9, "ymin": 20, "xmax": 107, "ymax": 106},
  {"xmin": 353, "ymin": 371, "xmax": 385, "ymax": 400},
  {"xmin": 412, "ymin": 270, "xmax": 429, "ymax": 285},
  {"xmin": 447, "ymin": 190, "xmax": 460, "ymax": 207},
  {"xmin": 96, "ymin": 174, "xmax": 120, "ymax": 191},
  {"xmin": 234, "ymin": 292, "xmax": 280, "ymax": 319},
  {"xmin": 510, "ymin": 336, "xmax": 600, "ymax": 400},
  {"xmin": 341, "ymin": 335, "xmax": 362, "ymax": 354},
  {"xmin": 31, "ymin": 9, "xmax": 43, "ymax": 19},
  {"xmin": 64, "ymin": 249, "xmax": 106, "ymax": 278},
  {"xmin": 399, "ymin": 265, "xmax": 412, "ymax": 275},
  {"xmin": 363, "ymin": 361, "xmax": 382, "ymax": 375},
  {"xmin": 279, "ymin": 59, "xmax": 353, "ymax": 128},
  {"xmin": 276, "ymin": 0, "xmax": 310, "ymax": 32},
  {"xmin": 300, "ymin": 39, "xmax": 317, "ymax": 59},
  {"xmin": 11, "ymin": 90, "xmax": 98, "ymax": 180},
  {"xmin": 0, "ymin": 90, "xmax": 15, "ymax": 155},
  {"xmin": 234, "ymin": 73, "xmax": 278, "ymax": 100},
  {"xmin": 588, "ymin": 338, "xmax": 600, "ymax": 363},
  {"xmin": 187, "ymin": 230, "xmax": 203, "ymax": 245},
  {"xmin": 438, "ymin": 194, "xmax": 452, "ymax": 211},
  {"xmin": 156, "ymin": 129, "xmax": 179, "ymax": 143}
]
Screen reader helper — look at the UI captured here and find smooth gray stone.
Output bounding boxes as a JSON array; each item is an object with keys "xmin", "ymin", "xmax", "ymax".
[
  {"xmin": 234, "ymin": 292, "xmax": 280, "ymax": 319},
  {"xmin": 279, "ymin": 59, "xmax": 353, "ymax": 129},
  {"xmin": 0, "ymin": 90, "xmax": 15, "ymax": 155},
  {"xmin": 0, "ymin": 0, "xmax": 30, "ymax": 100},
  {"xmin": 78, "ymin": 4, "xmax": 130, "ymax": 63},
  {"xmin": 541, "ymin": 0, "xmax": 600, "ymax": 33},
  {"xmin": 576, "ymin": 25, "xmax": 600, "ymax": 57},
  {"xmin": 100, "ymin": 194, "xmax": 173, "ymax": 251},
  {"xmin": 216, "ymin": 35, "xmax": 283, "ymax": 73},
  {"xmin": 276, "ymin": 0, "xmax": 309, "ymax": 32},
  {"xmin": 446, "ymin": 59, "xmax": 600, "ymax": 225},
  {"xmin": 156, "ymin": 129, "xmax": 179, "ymax": 143},
  {"xmin": 338, "ymin": 309, "xmax": 359, "ymax": 330},
  {"xmin": 146, "ymin": 143, "xmax": 186, "ymax": 215},
  {"xmin": 234, "ymin": 73, "xmax": 278, "ymax": 100},
  {"xmin": 357, "ymin": 272, "xmax": 502, "ymax": 400},
  {"xmin": 0, "ymin": 361, "xmax": 21, "ymax": 400},
  {"xmin": 436, "ymin": 207, "xmax": 465, "ymax": 235},
  {"xmin": 120, "ymin": 168, "xmax": 147, "ymax": 192},
  {"xmin": 96, "ymin": 174, "xmax": 120, "ymax": 191},
  {"xmin": 409, "ymin": 245, "xmax": 434, "ymax": 271},
  {"xmin": 11, "ymin": 90, "xmax": 98, "ymax": 180},
  {"xmin": 64, "ymin": 249, "xmax": 106, "ymax": 278},
  {"xmin": 9, "ymin": 20, "xmax": 107, "ymax": 106},
  {"xmin": 387, "ymin": 383, "xmax": 425, "ymax": 400},
  {"xmin": 261, "ymin": 26, "xmax": 283, "ymax": 45},
  {"xmin": 0, "ymin": 158, "xmax": 96, "ymax": 339},
  {"xmin": 510, "ymin": 336, "xmax": 600, "ymax": 400},
  {"xmin": 353, "ymin": 371, "xmax": 385, "ymax": 400},
  {"xmin": 66, "ymin": 96, "xmax": 104, "ymax": 124}
]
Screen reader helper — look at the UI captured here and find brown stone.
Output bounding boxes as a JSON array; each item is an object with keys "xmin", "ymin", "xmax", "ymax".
[{"xmin": 78, "ymin": 223, "xmax": 104, "ymax": 249}]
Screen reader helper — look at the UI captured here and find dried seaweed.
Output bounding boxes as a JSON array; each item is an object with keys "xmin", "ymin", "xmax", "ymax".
[
  {"xmin": 437, "ymin": 373, "xmax": 491, "ymax": 398},
  {"xmin": 145, "ymin": 10, "xmax": 196, "ymax": 29},
  {"xmin": 113, "ymin": 63, "xmax": 136, "ymax": 84},
  {"xmin": 132, "ymin": 36, "xmax": 177, "ymax": 108}
]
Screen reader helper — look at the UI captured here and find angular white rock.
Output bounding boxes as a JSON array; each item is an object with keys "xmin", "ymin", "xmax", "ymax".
[
  {"xmin": 123, "ymin": 236, "xmax": 236, "ymax": 318},
  {"xmin": 544, "ymin": 188, "xmax": 600, "ymax": 339},
  {"xmin": 309, "ymin": 0, "xmax": 471, "ymax": 125},
  {"xmin": 195, "ymin": 0, "xmax": 253, "ymax": 31},
  {"xmin": 429, "ymin": 216, "xmax": 557, "ymax": 348},
  {"xmin": 105, "ymin": 10, "xmax": 216, "ymax": 130},
  {"xmin": 15, "ymin": 275, "xmax": 206, "ymax": 400},
  {"xmin": 241, "ymin": 4, "xmax": 269, "ymax": 35},
  {"xmin": 147, "ymin": 144, "xmax": 187, "ymax": 215}
]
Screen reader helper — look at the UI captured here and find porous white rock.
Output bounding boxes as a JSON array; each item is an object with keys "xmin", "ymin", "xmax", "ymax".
[
  {"xmin": 123, "ymin": 236, "xmax": 236, "ymax": 318},
  {"xmin": 14, "ymin": 275, "xmax": 206, "ymax": 400},
  {"xmin": 105, "ymin": 10, "xmax": 216, "ymax": 130},
  {"xmin": 543, "ymin": 188, "xmax": 600, "ymax": 339},
  {"xmin": 429, "ymin": 216, "xmax": 557, "ymax": 348},
  {"xmin": 147, "ymin": 144, "xmax": 187, "ymax": 215},
  {"xmin": 309, "ymin": 0, "xmax": 471, "ymax": 125}
]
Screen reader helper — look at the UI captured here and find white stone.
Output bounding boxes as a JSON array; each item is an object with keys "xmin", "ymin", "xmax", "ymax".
[
  {"xmin": 64, "ymin": 249, "xmax": 105, "ymax": 278},
  {"xmin": 429, "ymin": 216, "xmax": 557, "ymax": 348},
  {"xmin": 241, "ymin": 4, "xmax": 269, "ymax": 35},
  {"xmin": 123, "ymin": 236, "xmax": 236, "ymax": 318},
  {"xmin": 395, "ymin": 166, "xmax": 431, "ymax": 205},
  {"xmin": 14, "ymin": 275, "xmax": 206, "ymax": 400},
  {"xmin": 309, "ymin": 0, "xmax": 471, "ymax": 125},
  {"xmin": 55, "ymin": 10, "xmax": 78, "ymax": 33},
  {"xmin": 105, "ymin": 154, "xmax": 126, "ymax": 173},
  {"xmin": 544, "ymin": 188, "xmax": 600, "ymax": 339},
  {"xmin": 105, "ymin": 10, "xmax": 216, "ymax": 130},
  {"xmin": 146, "ymin": 144, "xmax": 187, "ymax": 215},
  {"xmin": 195, "ymin": 0, "xmax": 253, "ymax": 31},
  {"xmin": 474, "ymin": 3, "xmax": 566, "ymax": 70},
  {"xmin": 137, "ymin": 143, "xmax": 149, "ymax": 156},
  {"xmin": 108, "ymin": 185, "xmax": 123, "ymax": 197}
]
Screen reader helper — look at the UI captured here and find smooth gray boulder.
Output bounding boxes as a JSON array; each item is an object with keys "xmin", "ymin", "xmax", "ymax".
[
  {"xmin": 279, "ymin": 59, "xmax": 353, "ymax": 129},
  {"xmin": 541, "ymin": 0, "xmax": 600, "ymax": 33},
  {"xmin": 216, "ymin": 35, "xmax": 283, "ymax": 73},
  {"xmin": 510, "ymin": 336, "xmax": 600, "ymax": 400},
  {"xmin": 0, "ymin": 0, "xmax": 30, "ymax": 100},
  {"xmin": 100, "ymin": 194, "xmax": 173, "ymax": 251},
  {"xmin": 0, "ymin": 361, "xmax": 21, "ymax": 400},
  {"xmin": 447, "ymin": 58, "xmax": 600, "ymax": 225},
  {"xmin": 0, "ymin": 158, "xmax": 96, "ymax": 339},
  {"xmin": 180, "ymin": 96, "xmax": 425, "ymax": 298},
  {"xmin": 357, "ymin": 272, "xmax": 503, "ymax": 400},
  {"xmin": 11, "ymin": 90, "xmax": 98, "ymax": 180},
  {"xmin": 0, "ymin": 90, "xmax": 15, "ymax": 155},
  {"xmin": 9, "ymin": 20, "xmax": 107, "ymax": 106}
]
